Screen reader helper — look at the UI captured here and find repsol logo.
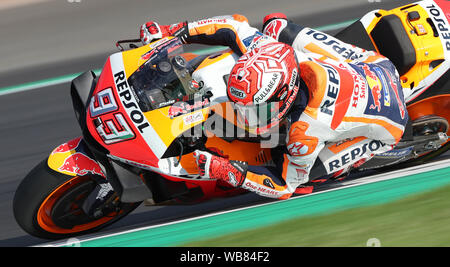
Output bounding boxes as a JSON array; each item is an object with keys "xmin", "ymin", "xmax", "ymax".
[
  {"xmin": 426, "ymin": 3, "xmax": 450, "ymax": 51},
  {"xmin": 328, "ymin": 140, "xmax": 387, "ymax": 172},
  {"xmin": 114, "ymin": 71, "xmax": 150, "ymax": 133},
  {"xmin": 320, "ymin": 64, "xmax": 340, "ymax": 116},
  {"xmin": 305, "ymin": 29, "xmax": 362, "ymax": 60}
]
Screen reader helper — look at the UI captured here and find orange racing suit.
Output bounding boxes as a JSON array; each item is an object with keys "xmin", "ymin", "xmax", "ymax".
[{"xmin": 163, "ymin": 14, "xmax": 409, "ymax": 199}]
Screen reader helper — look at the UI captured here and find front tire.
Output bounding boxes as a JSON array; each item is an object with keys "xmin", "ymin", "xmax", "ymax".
[{"xmin": 13, "ymin": 159, "xmax": 141, "ymax": 240}]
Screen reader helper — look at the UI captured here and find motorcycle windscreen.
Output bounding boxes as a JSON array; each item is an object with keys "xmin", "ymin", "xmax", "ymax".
[{"xmin": 127, "ymin": 39, "xmax": 204, "ymax": 112}]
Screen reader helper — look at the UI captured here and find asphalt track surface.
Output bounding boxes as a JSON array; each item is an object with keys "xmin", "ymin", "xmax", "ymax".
[{"xmin": 0, "ymin": 0, "xmax": 430, "ymax": 247}]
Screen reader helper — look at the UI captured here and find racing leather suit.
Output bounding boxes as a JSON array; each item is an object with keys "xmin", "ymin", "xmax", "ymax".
[{"xmin": 159, "ymin": 14, "xmax": 409, "ymax": 199}]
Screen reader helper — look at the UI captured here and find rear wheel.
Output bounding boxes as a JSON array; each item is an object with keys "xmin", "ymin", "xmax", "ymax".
[
  {"xmin": 13, "ymin": 159, "xmax": 141, "ymax": 240},
  {"xmin": 412, "ymin": 115, "xmax": 449, "ymax": 137},
  {"xmin": 391, "ymin": 115, "xmax": 450, "ymax": 169}
]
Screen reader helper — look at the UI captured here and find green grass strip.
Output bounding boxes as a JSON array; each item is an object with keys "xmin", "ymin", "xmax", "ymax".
[
  {"xmin": 77, "ymin": 166, "xmax": 450, "ymax": 247},
  {"xmin": 0, "ymin": 69, "xmax": 102, "ymax": 96},
  {"xmin": 186, "ymin": 183, "xmax": 450, "ymax": 247}
]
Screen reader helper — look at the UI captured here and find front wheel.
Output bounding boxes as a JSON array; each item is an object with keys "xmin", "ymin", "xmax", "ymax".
[{"xmin": 13, "ymin": 159, "xmax": 141, "ymax": 240}]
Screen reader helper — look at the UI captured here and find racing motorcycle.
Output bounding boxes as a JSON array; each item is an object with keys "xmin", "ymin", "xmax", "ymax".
[{"xmin": 13, "ymin": 0, "xmax": 450, "ymax": 239}]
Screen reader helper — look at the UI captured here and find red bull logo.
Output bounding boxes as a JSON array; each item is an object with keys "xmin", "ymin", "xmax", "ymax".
[
  {"xmin": 168, "ymin": 105, "xmax": 185, "ymax": 118},
  {"xmin": 369, "ymin": 85, "xmax": 382, "ymax": 112},
  {"xmin": 386, "ymin": 70, "xmax": 406, "ymax": 120},
  {"xmin": 362, "ymin": 64, "xmax": 377, "ymax": 80},
  {"xmin": 168, "ymin": 98, "xmax": 210, "ymax": 118},
  {"xmin": 58, "ymin": 152, "xmax": 105, "ymax": 177},
  {"xmin": 363, "ymin": 65, "xmax": 382, "ymax": 112},
  {"xmin": 52, "ymin": 137, "xmax": 82, "ymax": 154}
]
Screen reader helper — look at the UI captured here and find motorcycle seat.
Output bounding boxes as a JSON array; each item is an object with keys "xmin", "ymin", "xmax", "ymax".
[{"xmin": 370, "ymin": 14, "xmax": 417, "ymax": 76}]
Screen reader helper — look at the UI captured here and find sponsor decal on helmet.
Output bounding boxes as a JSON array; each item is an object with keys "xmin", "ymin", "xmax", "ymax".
[
  {"xmin": 229, "ymin": 86, "xmax": 247, "ymax": 99},
  {"xmin": 253, "ymin": 72, "xmax": 281, "ymax": 104},
  {"xmin": 288, "ymin": 68, "xmax": 298, "ymax": 91}
]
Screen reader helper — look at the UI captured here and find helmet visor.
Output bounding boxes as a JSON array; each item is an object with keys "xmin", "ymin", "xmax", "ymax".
[{"xmin": 235, "ymin": 102, "xmax": 281, "ymax": 132}]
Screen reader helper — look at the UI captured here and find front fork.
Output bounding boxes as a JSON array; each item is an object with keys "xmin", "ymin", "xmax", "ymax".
[{"xmin": 47, "ymin": 137, "xmax": 118, "ymax": 217}]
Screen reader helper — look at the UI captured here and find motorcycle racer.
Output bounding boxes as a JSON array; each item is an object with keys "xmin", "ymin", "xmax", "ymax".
[{"xmin": 140, "ymin": 13, "xmax": 409, "ymax": 199}]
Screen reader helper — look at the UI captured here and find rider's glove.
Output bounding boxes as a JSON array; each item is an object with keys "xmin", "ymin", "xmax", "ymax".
[
  {"xmin": 262, "ymin": 13, "xmax": 288, "ymax": 40},
  {"xmin": 140, "ymin": 21, "xmax": 164, "ymax": 45},
  {"xmin": 140, "ymin": 21, "xmax": 188, "ymax": 45},
  {"xmin": 193, "ymin": 149, "xmax": 248, "ymax": 187}
]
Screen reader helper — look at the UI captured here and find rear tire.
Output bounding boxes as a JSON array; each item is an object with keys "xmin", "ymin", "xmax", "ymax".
[
  {"xmin": 383, "ymin": 115, "xmax": 450, "ymax": 170},
  {"xmin": 13, "ymin": 159, "xmax": 141, "ymax": 240}
]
